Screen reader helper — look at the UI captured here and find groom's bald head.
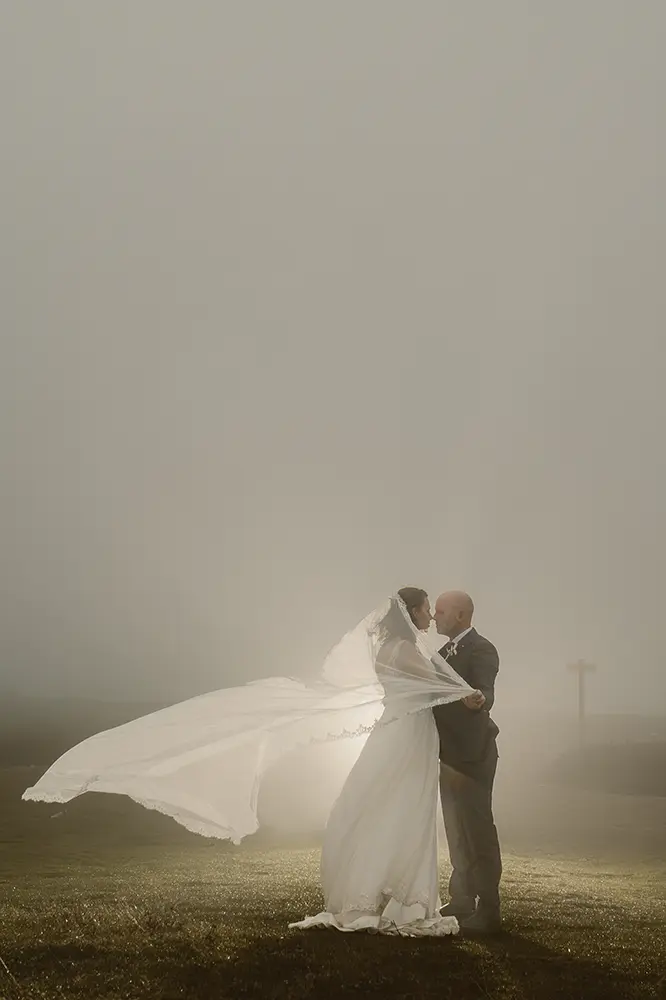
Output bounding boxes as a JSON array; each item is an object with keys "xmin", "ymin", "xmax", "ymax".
[{"xmin": 434, "ymin": 591, "xmax": 474, "ymax": 638}]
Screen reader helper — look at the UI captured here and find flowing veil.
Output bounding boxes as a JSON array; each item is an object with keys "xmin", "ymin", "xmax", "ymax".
[{"xmin": 22, "ymin": 596, "xmax": 473, "ymax": 843}]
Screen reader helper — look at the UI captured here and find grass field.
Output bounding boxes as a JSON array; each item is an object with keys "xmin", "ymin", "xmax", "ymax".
[{"xmin": 2, "ymin": 765, "xmax": 665, "ymax": 1000}]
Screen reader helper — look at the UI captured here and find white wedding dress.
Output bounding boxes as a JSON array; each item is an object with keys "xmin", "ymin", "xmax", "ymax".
[
  {"xmin": 22, "ymin": 598, "xmax": 473, "ymax": 937},
  {"xmin": 290, "ymin": 636, "xmax": 459, "ymax": 936}
]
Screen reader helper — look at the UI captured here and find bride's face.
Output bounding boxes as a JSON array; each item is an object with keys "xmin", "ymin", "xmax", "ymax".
[{"xmin": 412, "ymin": 599, "xmax": 433, "ymax": 632}]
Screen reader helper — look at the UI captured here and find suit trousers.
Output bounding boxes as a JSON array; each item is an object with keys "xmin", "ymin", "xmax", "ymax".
[{"xmin": 439, "ymin": 748, "xmax": 501, "ymax": 910}]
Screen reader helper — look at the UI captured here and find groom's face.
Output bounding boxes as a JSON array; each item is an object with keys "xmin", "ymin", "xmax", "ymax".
[{"xmin": 434, "ymin": 599, "xmax": 461, "ymax": 637}]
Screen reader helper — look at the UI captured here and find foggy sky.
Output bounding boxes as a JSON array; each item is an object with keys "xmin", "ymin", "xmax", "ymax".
[{"xmin": 1, "ymin": 2, "xmax": 664, "ymax": 714}]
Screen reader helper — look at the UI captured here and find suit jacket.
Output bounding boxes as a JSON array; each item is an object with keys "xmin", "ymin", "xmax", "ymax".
[{"xmin": 432, "ymin": 628, "xmax": 499, "ymax": 772}]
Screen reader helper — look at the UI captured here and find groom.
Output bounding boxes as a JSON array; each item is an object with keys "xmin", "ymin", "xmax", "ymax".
[{"xmin": 432, "ymin": 591, "xmax": 502, "ymax": 933}]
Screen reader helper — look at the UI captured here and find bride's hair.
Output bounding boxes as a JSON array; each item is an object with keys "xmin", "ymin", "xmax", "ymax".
[
  {"xmin": 398, "ymin": 587, "xmax": 428, "ymax": 625},
  {"xmin": 373, "ymin": 587, "xmax": 427, "ymax": 645}
]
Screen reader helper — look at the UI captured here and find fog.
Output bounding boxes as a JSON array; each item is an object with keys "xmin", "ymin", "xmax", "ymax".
[{"xmin": 1, "ymin": 2, "xmax": 664, "ymax": 717}]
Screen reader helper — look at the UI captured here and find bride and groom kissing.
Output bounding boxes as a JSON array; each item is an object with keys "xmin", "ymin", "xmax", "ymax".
[
  {"xmin": 23, "ymin": 586, "xmax": 501, "ymax": 939},
  {"xmin": 291, "ymin": 587, "xmax": 502, "ymax": 937}
]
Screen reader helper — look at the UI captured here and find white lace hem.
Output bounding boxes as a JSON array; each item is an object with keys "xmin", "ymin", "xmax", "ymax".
[
  {"xmin": 289, "ymin": 896, "xmax": 459, "ymax": 937},
  {"xmin": 289, "ymin": 910, "xmax": 459, "ymax": 937},
  {"xmin": 21, "ymin": 784, "xmax": 248, "ymax": 844}
]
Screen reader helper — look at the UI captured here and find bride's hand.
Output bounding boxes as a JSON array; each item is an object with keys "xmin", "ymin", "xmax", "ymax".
[{"xmin": 462, "ymin": 690, "xmax": 486, "ymax": 710}]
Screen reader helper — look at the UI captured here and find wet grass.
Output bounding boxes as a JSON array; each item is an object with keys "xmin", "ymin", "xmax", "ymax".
[{"xmin": 1, "ymin": 768, "xmax": 665, "ymax": 999}]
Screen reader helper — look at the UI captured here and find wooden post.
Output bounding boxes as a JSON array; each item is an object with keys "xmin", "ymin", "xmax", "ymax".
[{"xmin": 567, "ymin": 660, "xmax": 597, "ymax": 748}]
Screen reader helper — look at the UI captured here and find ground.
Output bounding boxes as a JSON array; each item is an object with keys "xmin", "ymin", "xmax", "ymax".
[{"xmin": 1, "ymin": 765, "xmax": 665, "ymax": 1000}]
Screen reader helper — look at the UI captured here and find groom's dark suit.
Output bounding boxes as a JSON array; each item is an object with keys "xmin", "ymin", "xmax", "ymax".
[{"xmin": 432, "ymin": 629, "xmax": 502, "ymax": 913}]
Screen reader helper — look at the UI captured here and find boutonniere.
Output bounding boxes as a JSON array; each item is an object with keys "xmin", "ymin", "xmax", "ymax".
[{"xmin": 445, "ymin": 644, "xmax": 457, "ymax": 659}]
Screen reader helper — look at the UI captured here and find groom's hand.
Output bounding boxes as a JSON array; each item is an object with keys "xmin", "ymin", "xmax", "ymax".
[{"xmin": 462, "ymin": 691, "xmax": 486, "ymax": 710}]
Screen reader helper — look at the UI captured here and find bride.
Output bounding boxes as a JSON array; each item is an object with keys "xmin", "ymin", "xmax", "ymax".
[
  {"xmin": 291, "ymin": 588, "xmax": 471, "ymax": 936},
  {"xmin": 23, "ymin": 588, "xmax": 475, "ymax": 936}
]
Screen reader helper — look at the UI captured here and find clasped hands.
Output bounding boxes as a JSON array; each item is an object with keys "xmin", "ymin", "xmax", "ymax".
[{"xmin": 462, "ymin": 690, "xmax": 486, "ymax": 711}]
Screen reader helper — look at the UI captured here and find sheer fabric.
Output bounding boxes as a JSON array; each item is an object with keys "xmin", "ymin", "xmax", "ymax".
[{"xmin": 23, "ymin": 598, "xmax": 473, "ymax": 854}]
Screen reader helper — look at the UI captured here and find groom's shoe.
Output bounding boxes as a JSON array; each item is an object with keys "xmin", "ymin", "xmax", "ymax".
[
  {"xmin": 439, "ymin": 899, "xmax": 476, "ymax": 921},
  {"xmin": 460, "ymin": 903, "xmax": 502, "ymax": 935}
]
